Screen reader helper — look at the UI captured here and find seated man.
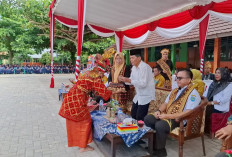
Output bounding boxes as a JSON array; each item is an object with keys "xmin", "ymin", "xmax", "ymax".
[
  {"xmin": 202, "ymin": 61, "xmax": 215, "ymax": 80},
  {"xmin": 144, "ymin": 69, "xmax": 201, "ymax": 157},
  {"xmin": 154, "ymin": 66, "xmax": 165, "ymax": 88},
  {"xmin": 215, "ymin": 115, "xmax": 232, "ymax": 157}
]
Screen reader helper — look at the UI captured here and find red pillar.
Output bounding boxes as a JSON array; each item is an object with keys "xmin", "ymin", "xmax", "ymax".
[
  {"xmin": 213, "ymin": 38, "xmax": 221, "ymax": 73},
  {"xmin": 144, "ymin": 48, "xmax": 148, "ymax": 63}
]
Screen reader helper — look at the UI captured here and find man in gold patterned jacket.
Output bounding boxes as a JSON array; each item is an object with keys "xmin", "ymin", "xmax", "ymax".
[{"xmin": 144, "ymin": 69, "xmax": 201, "ymax": 157}]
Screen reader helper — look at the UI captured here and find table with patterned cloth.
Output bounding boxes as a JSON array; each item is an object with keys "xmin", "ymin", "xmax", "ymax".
[
  {"xmin": 91, "ymin": 111, "xmax": 151, "ymax": 147},
  {"xmin": 58, "ymin": 89, "xmax": 68, "ymax": 101}
]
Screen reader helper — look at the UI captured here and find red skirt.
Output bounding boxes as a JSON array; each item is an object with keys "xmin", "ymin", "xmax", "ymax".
[{"xmin": 66, "ymin": 118, "xmax": 92, "ymax": 148}]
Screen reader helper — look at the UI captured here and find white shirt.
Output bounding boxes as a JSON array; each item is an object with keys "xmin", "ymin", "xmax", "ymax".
[
  {"xmin": 172, "ymin": 74, "xmax": 178, "ymax": 90},
  {"xmin": 130, "ymin": 61, "xmax": 155, "ymax": 105},
  {"xmin": 213, "ymin": 83, "xmax": 232, "ymax": 113},
  {"xmin": 202, "ymin": 80, "xmax": 213, "ymax": 97},
  {"xmin": 165, "ymin": 86, "xmax": 201, "ymax": 112}
]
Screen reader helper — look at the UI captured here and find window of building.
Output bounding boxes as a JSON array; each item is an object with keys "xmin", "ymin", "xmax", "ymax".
[
  {"xmin": 148, "ymin": 45, "xmax": 171, "ymax": 62},
  {"xmin": 204, "ymin": 39, "xmax": 214, "ymax": 61},
  {"xmin": 141, "ymin": 48, "xmax": 144, "ymax": 61},
  {"xmin": 34, "ymin": 58, "xmax": 39, "ymax": 63},
  {"xmin": 148, "ymin": 47, "xmax": 155, "ymax": 62},
  {"xmin": 221, "ymin": 36, "xmax": 232, "ymax": 61},
  {"xmin": 175, "ymin": 44, "xmax": 181, "ymax": 62}
]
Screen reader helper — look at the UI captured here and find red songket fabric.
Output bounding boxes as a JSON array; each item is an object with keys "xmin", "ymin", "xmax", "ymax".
[
  {"xmin": 66, "ymin": 118, "xmax": 92, "ymax": 148},
  {"xmin": 211, "ymin": 97, "xmax": 232, "ymax": 133},
  {"xmin": 59, "ymin": 71, "xmax": 112, "ymax": 122}
]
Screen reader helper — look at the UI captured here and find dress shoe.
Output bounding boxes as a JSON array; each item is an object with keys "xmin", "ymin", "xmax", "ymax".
[{"xmin": 153, "ymin": 148, "xmax": 167, "ymax": 157}]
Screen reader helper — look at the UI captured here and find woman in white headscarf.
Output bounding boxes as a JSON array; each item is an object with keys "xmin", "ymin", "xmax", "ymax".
[{"xmin": 108, "ymin": 52, "xmax": 131, "ymax": 112}]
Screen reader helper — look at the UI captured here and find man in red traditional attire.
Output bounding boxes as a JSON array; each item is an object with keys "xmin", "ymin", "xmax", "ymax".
[{"xmin": 59, "ymin": 54, "xmax": 112, "ymax": 153}]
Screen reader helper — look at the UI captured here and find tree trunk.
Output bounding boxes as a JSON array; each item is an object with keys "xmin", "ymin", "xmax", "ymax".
[
  {"xmin": 70, "ymin": 51, "xmax": 76, "ymax": 66},
  {"xmin": 8, "ymin": 51, "xmax": 14, "ymax": 65}
]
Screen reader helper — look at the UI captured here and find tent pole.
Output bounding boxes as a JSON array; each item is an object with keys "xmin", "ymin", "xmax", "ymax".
[
  {"xmin": 199, "ymin": 15, "xmax": 210, "ymax": 74},
  {"xmin": 75, "ymin": 0, "xmax": 86, "ymax": 81},
  {"xmin": 50, "ymin": 12, "xmax": 55, "ymax": 88}
]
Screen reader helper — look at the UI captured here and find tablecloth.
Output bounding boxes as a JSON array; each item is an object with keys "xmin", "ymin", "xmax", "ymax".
[{"xmin": 91, "ymin": 111, "xmax": 151, "ymax": 147}]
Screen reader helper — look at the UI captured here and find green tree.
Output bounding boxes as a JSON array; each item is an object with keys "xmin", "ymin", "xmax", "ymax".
[
  {"xmin": 40, "ymin": 52, "xmax": 51, "ymax": 65},
  {"xmin": 0, "ymin": 0, "xmax": 42, "ymax": 64},
  {"xmin": 21, "ymin": 0, "xmax": 115, "ymax": 65},
  {"xmin": 0, "ymin": 0, "xmax": 115, "ymax": 66}
]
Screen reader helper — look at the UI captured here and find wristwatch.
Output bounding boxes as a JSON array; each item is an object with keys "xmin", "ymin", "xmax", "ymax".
[{"xmin": 211, "ymin": 101, "xmax": 214, "ymax": 105}]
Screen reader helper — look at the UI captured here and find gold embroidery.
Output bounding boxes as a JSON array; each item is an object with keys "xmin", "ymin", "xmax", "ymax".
[
  {"xmin": 166, "ymin": 84, "xmax": 195, "ymax": 114},
  {"xmin": 111, "ymin": 64, "xmax": 126, "ymax": 83},
  {"xmin": 88, "ymin": 70, "xmax": 100, "ymax": 78},
  {"xmin": 157, "ymin": 59, "xmax": 172, "ymax": 81},
  {"xmin": 163, "ymin": 119, "xmax": 172, "ymax": 132},
  {"xmin": 78, "ymin": 78, "xmax": 94, "ymax": 83},
  {"xmin": 77, "ymin": 85, "xmax": 89, "ymax": 93}
]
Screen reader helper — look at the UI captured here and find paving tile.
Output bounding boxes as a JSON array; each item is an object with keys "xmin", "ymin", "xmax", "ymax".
[{"xmin": 0, "ymin": 74, "xmax": 223, "ymax": 157}]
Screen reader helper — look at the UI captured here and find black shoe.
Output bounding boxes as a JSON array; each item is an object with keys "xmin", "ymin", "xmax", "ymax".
[
  {"xmin": 137, "ymin": 139, "xmax": 146, "ymax": 144},
  {"xmin": 153, "ymin": 148, "xmax": 167, "ymax": 157}
]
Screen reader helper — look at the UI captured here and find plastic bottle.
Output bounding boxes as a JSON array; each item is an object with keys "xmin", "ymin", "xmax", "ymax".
[
  {"xmin": 61, "ymin": 83, "xmax": 65, "ymax": 92},
  {"xmin": 106, "ymin": 107, "xmax": 111, "ymax": 118},
  {"xmin": 99, "ymin": 99, "xmax": 104, "ymax": 111},
  {"xmin": 117, "ymin": 108, "xmax": 124, "ymax": 123}
]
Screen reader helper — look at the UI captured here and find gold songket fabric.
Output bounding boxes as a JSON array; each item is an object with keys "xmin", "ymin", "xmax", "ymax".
[
  {"xmin": 166, "ymin": 84, "xmax": 195, "ymax": 114},
  {"xmin": 157, "ymin": 59, "xmax": 172, "ymax": 81}
]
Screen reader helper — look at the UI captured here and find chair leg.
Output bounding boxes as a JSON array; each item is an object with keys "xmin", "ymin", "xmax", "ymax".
[
  {"xmin": 179, "ymin": 140, "xmax": 184, "ymax": 157},
  {"xmin": 201, "ymin": 135, "xmax": 206, "ymax": 156},
  {"xmin": 179, "ymin": 134, "xmax": 184, "ymax": 157}
]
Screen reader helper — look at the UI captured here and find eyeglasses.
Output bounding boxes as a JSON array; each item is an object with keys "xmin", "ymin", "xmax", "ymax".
[{"xmin": 176, "ymin": 77, "xmax": 190, "ymax": 81}]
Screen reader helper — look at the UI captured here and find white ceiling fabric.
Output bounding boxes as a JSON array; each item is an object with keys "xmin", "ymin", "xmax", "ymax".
[{"xmin": 53, "ymin": 0, "xmax": 225, "ymax": 31}]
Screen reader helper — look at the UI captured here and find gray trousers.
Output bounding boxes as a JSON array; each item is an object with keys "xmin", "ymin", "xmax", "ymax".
[
  {"xmin": 215, "ymin": 152, "xmax": 227, "ymax": 157},
  {"xmin": 144, "ymin": 115, "xmax": 179, "ymax": 149}
]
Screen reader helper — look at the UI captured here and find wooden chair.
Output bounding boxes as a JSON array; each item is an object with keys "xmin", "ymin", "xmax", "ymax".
[
  {"xmin": 127, "ymin": 87, "xmax": 171, "ymax": 114},
  {"xmin": 148, "ymin": 87, "xmax": 171, "ymax": 114},
  {"xmin": 169, "ymin": 96, "xmax": 208, "ymax": 157},
  {"xmin": 221, "ymin": 135, "xmax": 232, "ymax": 152},
  {"xmin": 220, "ymin": 97, "xmax": 232, "ymax": 152}
]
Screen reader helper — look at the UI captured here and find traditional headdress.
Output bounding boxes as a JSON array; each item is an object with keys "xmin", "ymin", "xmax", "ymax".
[
  {"xmin": 102, "ymin": 48, "xmax": 115, "ymax": 59},
  {"xmin": 82, "ymin": 54, "xmax": 106, "ymax": 73},
  {"xmin": 205, "ymin": 61, "xmax": 212, "ymax": 68},
  {"xmin": 93, "ymin": 54, "xmax": 107, "ymax": 72},
  {"xmin": 160, "ymin": 48, "xmax": 170, "ymax": 54}
]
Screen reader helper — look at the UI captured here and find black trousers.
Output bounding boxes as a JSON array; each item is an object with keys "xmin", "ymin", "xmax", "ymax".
[
  {"xmin": 131, "ymin": 101, "xmax": 149, "ymax": 121},
  {"xmin": 144, "ymin": 115, "xmax": 179, "ymax": 149}
]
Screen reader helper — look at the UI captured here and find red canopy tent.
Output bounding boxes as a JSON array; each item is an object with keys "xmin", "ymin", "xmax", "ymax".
[{"xmin": 49, "ymin": 0, "xmax": 232, "ymax": 88}]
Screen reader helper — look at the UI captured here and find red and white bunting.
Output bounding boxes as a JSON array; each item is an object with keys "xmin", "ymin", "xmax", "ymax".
[{"xmin": 49, "ymin": 0, "xmax": 232, "ymax": 83}]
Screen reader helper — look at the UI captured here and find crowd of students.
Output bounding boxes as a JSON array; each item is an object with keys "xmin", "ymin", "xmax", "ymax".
[{"xmin": 0, "ymin": 64, "xmax": 77, "ymax": 74}]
